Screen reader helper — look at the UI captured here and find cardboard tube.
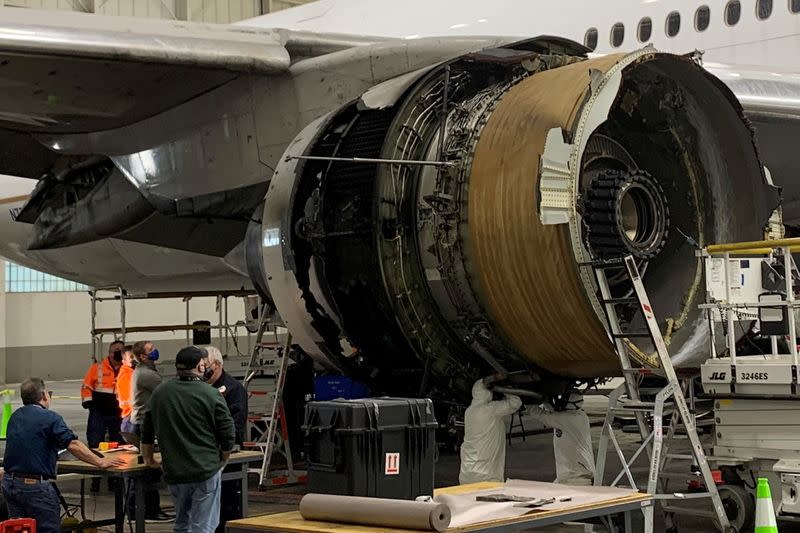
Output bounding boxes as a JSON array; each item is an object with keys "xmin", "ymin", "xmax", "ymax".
[{"xmin": 299, "ymin": 493, "xmax": 451, "ymax": 531}]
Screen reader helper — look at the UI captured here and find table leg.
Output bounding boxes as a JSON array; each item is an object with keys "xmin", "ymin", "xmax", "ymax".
[
  {"xmin": 80, "ymin": 478, "xmax": 87, "ymax": 520},
  {"xmin": 114, "ymin": 476, "xmax": 124, "ymax": 533},
  {"xmin": 135, "ymin": 475, "xmax": 146, "ymax": 533},
  {"xmin": 239, "ymin": 463, "xmax": 248, "ymax": 519},
  {"xmin": 624, "ymin": 510, "xmax": 632, "ymax": 533}
]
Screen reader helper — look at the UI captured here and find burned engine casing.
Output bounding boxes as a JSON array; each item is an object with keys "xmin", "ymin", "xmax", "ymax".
[{"xmin": 263, "ymin": 44, "xmax": 778, "ymax": 400}]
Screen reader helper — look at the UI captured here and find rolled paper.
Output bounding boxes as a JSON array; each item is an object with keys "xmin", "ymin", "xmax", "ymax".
[{"xmin": 299, "ymin": 493, "xmax": 451, "ymax": 531}]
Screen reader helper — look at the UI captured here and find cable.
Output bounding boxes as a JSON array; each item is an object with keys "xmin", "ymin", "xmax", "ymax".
[
  {"xmin": 740, "ymin": 469, "xmax": 756, "ymax": 490},
  {"xmin": 223, "ymin": 325, "xmax": 246, "ymax": 357},
  {"xmin": 735, "ymin": 316, "xmax": 765, "ymax": 356}
]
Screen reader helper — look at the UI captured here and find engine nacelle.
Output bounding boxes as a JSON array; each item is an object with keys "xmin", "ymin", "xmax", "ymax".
[{"xmin": 262, "ymin": 43, "xmax": 778, "ymax": 399}]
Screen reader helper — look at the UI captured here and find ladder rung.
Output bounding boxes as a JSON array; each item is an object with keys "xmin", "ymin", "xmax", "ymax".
[
  {"xmin": 661, "ymin": 505, "xmax": 718, "ymax": 519},
  {"xmin": 665, "ymin": 453, "xmax": 695, "ymax": 460},
  {"xmin": 621, "ymin": 368, "xmax": 653, "ymax": 374},
  {"xmin": 612, "ymin": 332, "xmax": 652, "ymax": 339},
  {"xmin": 583, "ymin": 260, "xmax": 626, "ymax": 270},
  {"xmin": 247, "ymin": 415, "xmax": 275, "ymax": 422},
  {"xmin": 614, "ymin": 400, "xmax": 661, "ymax": 409},
  {"xmin": 601, "ymin": 297, "xmax": 639, "ymax": 305},
  {"xmin": 659, "ymin": 471, "xmax": 702, "ymax": 479},
  {"xmin": 657, "ymin": 492, "xmax": 715, "ymax": 500}
]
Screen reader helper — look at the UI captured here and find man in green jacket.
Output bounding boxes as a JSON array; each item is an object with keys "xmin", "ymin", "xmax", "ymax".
[{"xmin": 141, "ymin": 346, "xmax": 236, "ymax": 533}]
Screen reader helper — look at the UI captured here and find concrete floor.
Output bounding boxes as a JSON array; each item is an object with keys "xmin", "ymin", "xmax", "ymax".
[{"xmin": 0, "ymin": 380, "xmax": 777, "ymax": 532}]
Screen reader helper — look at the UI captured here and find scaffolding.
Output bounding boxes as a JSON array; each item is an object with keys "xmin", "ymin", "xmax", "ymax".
[{"xmin": 89, "ymin": 286, "xmax": 261, "ymax": 360}]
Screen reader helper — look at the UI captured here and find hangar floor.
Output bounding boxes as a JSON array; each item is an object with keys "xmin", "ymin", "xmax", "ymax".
[{"xmin": 2, "ymin": 380, "xmax": 792, "ymax": 532}]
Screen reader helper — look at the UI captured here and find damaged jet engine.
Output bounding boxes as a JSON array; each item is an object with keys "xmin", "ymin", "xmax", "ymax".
[{"xmin": 261, "ymin": 46, "xmax": 778, "ymax": 400}]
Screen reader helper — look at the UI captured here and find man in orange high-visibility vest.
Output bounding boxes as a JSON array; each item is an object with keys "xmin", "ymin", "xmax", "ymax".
[
  {"xmin": 81, "ymin": 340, "xmax": 124, "ymax": 492},
  {"xmin": 116, "ymin": 346, "xmax": 135, "ymax": 435}
]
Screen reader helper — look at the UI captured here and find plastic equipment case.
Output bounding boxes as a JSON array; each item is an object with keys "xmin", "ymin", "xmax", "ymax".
[{"xmin": 303, "ymin": 397, "xmax": 438, "ymax": 499}]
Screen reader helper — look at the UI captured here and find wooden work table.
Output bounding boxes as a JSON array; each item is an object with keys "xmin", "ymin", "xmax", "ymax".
[
  {"xmin": 57, "ymin": 449, "xmax": 262, "ymax": 533},
  {"xmin": 225, "ymin": 482, "xmax": 652, "ymax": 533}
]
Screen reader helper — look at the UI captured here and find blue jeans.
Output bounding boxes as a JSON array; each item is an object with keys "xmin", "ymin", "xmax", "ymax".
[
  {"xmin": 1, "ymin": 477, "xmax": 61, "ymax": 533},
  {"xmin": 120, "ymin": 416, "xmax": 136, "ymax": 436},
  {"xmin": 168, "ymin": 471, "xmax": 221, "ymax": 533}
]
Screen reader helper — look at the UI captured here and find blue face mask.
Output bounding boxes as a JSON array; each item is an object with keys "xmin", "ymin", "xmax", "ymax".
[{"xmin": 148, "ymin": 349, "xmax": 160, "ymax": 361}]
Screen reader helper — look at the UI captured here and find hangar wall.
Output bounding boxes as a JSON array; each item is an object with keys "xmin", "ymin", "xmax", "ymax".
[
  {"xmin": 0, "ymin": 265, "xmax": 261, "ymax": 384},
  {"xmin": 1, "ymin": 0, "xmax": 309, "ymax": 22}
]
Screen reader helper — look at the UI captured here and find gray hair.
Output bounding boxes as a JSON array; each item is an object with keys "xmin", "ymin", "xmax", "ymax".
[
  {"xmin": 20, "ymin": 378, "xmax": 46, "ymax": 405},
  {"xmin": 205, "ymin": 346, "xmax": 223, "ymax": 367}
]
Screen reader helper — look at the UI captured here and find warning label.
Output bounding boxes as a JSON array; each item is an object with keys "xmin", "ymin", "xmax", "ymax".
[{"xmin": 385, "ymin": 452, "xmax": 400, "ymax": 475}]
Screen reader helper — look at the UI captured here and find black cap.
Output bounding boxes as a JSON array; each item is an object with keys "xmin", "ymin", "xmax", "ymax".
[{"xmin": 175, "ymin": 345, "xmax": 208, "ymax": 371}]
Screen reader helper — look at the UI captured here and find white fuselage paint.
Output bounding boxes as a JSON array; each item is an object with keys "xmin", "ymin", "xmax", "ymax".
[{"xmin": 239, "ymin": 0, "xmax": 800, "ymax": 72}]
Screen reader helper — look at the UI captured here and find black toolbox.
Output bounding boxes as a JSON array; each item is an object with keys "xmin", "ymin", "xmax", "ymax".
[{"xmin": 303, "ymin": 397, "xmax": 438, "ymax": 499}]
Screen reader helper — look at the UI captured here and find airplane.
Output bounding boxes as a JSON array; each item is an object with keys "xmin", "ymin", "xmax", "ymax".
[{"xmin": 0, "ymin": 0, "xmax": 793, "ymax": 400}]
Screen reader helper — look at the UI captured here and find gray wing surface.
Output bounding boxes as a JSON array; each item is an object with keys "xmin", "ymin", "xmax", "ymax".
[{"xmin": 708, "ymin": 63, "xmax": 800, "ymax": 224}]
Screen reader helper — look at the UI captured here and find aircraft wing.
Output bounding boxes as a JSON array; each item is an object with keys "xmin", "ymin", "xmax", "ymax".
[
  {"xmin": 0, "ymin": 7, "xmax": 379, "ymax": 135},
  {"xmin": 706, "ymin": 63, "xmax": 800, "ymax": 225}
]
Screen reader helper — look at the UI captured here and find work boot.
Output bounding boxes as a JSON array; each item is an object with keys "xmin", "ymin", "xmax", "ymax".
[{"xmin": 145, "ymin": 511, "xmax": 174, "ymax": 523}]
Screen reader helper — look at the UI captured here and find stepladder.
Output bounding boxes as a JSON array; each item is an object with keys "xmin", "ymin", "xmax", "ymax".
[
  {"xmin": 243, "ymin": 314, "xmax": 306, "ymax": 487},
  {"xmin": 590, "ymin": 256, "xmax": 732, "ymax": 532}
]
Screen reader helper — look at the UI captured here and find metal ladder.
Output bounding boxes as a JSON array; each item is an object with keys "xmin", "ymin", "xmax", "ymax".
[
  {"xmin": 591, "ymin": 256, "xmax": 731, "ymax": 533},
  {"xmin": 243, "ymin": 305, "xmax": 303, "ymax": 487}
]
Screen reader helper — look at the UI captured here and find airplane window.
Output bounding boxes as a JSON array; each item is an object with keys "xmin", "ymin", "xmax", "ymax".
[
  {"xmin": 726, "ymin": 0, "xmax": 741, "ymax": 25},
  {"xmin": 610, "ymin": 23, "xmax": 625, "ymax": 47},
  {"xmin": 757, "ymin": 0, "xmax": 773, "ymax": 19},
  {"xmin": 584, "ymin": 27, "xmax": 598, "ymax": 50},
  {"xmin": 666, "ymin": 11, "xmax": 681, "ymax": 37},
  {"xmin": 792, "ymin": 0, "xmax": 800, "ymax": 14},
  {"xmin": 695, "ymin": 5, "xmax": 711, "ymax": 31},
  {"xmin": 638, "ymin": 17, "xmax": 653, "ymax": 42}
]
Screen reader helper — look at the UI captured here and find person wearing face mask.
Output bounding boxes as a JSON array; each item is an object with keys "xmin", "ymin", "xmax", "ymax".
[
  {"xmin": 528, "ymin": 392, "xmax": 596, "ymax": 486},
  {"xmin": 204, "ymin": 346, "xmax": 247, "ymax": 444},
  {"xmin": 130, "ymin": 340, "xmax": 162, "ymax": 433},
  {"xmin": 3, "ymin": 378, "xmax": 125, "ymax": 533},
  {"xmin": 80, "ymin": 340, "xmax": 125, "ymax": 492},
  {"xmin": 204, "ymin": 346, "xmax": 248, "ymax": 533},
  {"xmin": 142, "ymin": 346, "xmax": 236, "ymax": 533},
  {"xmin": 459, "ymin": 375, "xmax": 522, "ymax": 485},
  {"xmin": 129, "ymin": 340, "xmax": 172, "ymax": 523}
]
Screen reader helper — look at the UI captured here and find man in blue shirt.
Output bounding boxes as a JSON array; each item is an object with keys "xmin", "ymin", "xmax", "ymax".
[{"xmin": 2, "ymin": 378, "xmax": 125, "ymax": 533}]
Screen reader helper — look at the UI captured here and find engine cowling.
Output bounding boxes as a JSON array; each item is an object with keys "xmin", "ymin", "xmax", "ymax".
[{"xmin": 262, "ymin": 44, "xmax": 778, "ymax": 399}]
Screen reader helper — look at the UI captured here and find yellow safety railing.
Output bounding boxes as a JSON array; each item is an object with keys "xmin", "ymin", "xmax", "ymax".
[{"xmin": 706, "ymin": 237, "xmax": 800, "ymax": 255}]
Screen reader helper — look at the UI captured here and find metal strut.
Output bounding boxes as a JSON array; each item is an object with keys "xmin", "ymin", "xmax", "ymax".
[
  {"xmin": 285, "ymin": 155, "xmax": 454, "ymax": 167},
  {"xmin": 590, "ymin": 256, "xmax": 731, "ymax": 533}
]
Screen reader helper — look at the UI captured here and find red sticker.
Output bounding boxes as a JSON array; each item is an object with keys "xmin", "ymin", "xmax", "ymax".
[{"xmin": 385, "ymin": 453, "xmax": 400, "ymax": 475}]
